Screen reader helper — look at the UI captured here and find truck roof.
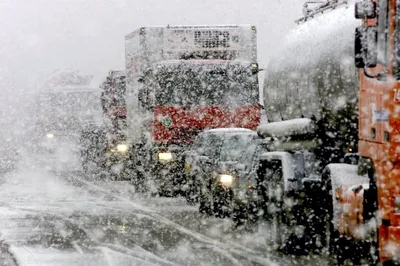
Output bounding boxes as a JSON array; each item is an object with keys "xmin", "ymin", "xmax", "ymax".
[
  {"xmin": 154, "ymin": 60, "xmax": 253, "ymax": 66},
  {"xmin": 125, "ymin": 24, "xmax": 256, "ymax": 39}
]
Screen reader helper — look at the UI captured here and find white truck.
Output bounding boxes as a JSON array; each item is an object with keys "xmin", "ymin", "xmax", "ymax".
[
  {"xmin": 123, "ymin": 25, "xmax": 261, "ymax": 195},
  {"xmin": 34, "ymin": 70, "xmax": 103, "ymax": 173}
]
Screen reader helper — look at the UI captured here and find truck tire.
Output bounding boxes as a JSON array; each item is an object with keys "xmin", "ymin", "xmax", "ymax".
[
  {"xmin": 212, "ymin": 187, "xmax": 232, "ymax": 218},
  {"xmin": 185, "ymin": 176, "xmax": 200, "ymax": 205},
  {"xmin": 232, "ymin": 202, "xmax": 248, "ymax": 227},
  {"xmin": 199, "ymin": 190, "xmax": 212, "ymax": 215}
]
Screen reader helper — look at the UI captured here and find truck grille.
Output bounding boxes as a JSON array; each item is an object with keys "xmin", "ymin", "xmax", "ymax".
[{"xmin": 171, "ymin": 128, "xmax": 200, "ymax": 142}]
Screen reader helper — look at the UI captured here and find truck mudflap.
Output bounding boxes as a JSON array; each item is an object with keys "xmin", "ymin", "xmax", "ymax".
[
  {"xmin": 334, "ymin": 183, "xmax": 380, "ymax": 265},
  {"xmin": 381, "ymin": 225, "xmax": 400, "ymax": 264}
]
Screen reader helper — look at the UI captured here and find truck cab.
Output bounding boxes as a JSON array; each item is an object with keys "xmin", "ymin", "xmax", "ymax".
[{"xmin": 256, "ymin": 118, "xmax": 331, "ymax": 253}]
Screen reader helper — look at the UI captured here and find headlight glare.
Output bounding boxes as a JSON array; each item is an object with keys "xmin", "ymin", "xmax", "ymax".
[
  {"xmin": 158, "ymin": 152, "xmax": 173, "ymax": 161},
  {"xmin": 117, "ymin": 144, "xmax": 128, "ymax": 153},
  {"xmin": 46, "ymin": 133, "xmax": 54, "ymax": 139},
  {"xmin": 219, "ymin": 174, "xmax": 234, "ymax": 186}
]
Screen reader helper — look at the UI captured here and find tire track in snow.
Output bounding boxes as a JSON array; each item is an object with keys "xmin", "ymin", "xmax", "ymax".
[{"xmin": 70, "ymin": 177, "xmax": 279, "ymax": 266}]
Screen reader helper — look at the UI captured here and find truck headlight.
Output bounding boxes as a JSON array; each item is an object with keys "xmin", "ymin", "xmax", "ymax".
[
  {"xmin": 117, "ymin": 144, "xmax": 128, "ymax": 153},
  {"xmin": 219, "ymin": 174, "xmax": 234, "ymax": 186},
  {"xmin": 158, "ymin": 152, "xmax": 173, "ymax": 161},
  {"xmin": 395, "ymin": 196, "xmax": 400, "ymax": 213},
  {"xmin": 46, "ymin": 133, "xmax": 54, "ymax": 139}
]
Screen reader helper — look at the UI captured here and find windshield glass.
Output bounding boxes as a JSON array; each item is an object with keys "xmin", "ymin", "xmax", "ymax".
[
  {"xmin": 219, "ymin": 133, "xmax": 256, "ymax": 162},
  {"xmin": 154, "ymin": 63, "xmax": 258, "ymax": 106},
  {"xmin": 197, "ymin": 133, "xmax": 223, "ymax": 159}
]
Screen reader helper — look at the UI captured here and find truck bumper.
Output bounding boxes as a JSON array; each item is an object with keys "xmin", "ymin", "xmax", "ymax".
[
  {"xmin": 210, "ymin": 184, "xmax": 259, "ymax": 218},
  {"xmin": 382, "ymin": 225, "xmax": 400, "ymax": 263},
  {"xmin": 152, "ymin": 160, "xmax": 186, "ymax": 195},
  {"xmin": 104, "ymin": 152, "xmax": 131, "ymax": 179}
]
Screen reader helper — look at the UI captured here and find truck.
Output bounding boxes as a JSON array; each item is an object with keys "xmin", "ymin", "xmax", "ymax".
[
  {"xmin": 34, "ymin": 70, "xmax": 103, "ymax": 173},
  {"xmin": 255, "ymin": 0, "xmax": 358, "ymax": 257},
  {"xmin": 79, "ymin": 70, "xmax": 130, "ymax": 180},
  {"xmin": 256, "ymin": 0, "xmax": 400, "ymax": 264},
  {"xmin": 99, "ymin": 70, "xmax": 128, "ymax": 153},
  {"xmin": 124, "ymin": 25, "xmax": 261, "ymax": 195}
]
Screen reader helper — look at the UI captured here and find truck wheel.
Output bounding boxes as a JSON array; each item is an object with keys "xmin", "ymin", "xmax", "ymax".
[
  {"xmin": 232, "ymin": 203, "xmax": 247, "ymax": 227},
  {"xmin": 185, "ymin": 185, "xmax": 199, "ymax": 205},
  {"xmin": 199, "ymin": 190, "xmax": 212, "ymax": 215},
  {"xmin": 132, "ymin": 167, "xmax": 147, "ymax": 193},
  {"xmin": 212, "ymin": 187, "xmax": 232, "ymax": 218}
]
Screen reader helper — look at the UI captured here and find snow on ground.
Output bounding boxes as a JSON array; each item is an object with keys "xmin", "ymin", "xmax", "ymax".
[{"xmin": 0, "ymin": 154, "xmax": 330, "ymax": 265}]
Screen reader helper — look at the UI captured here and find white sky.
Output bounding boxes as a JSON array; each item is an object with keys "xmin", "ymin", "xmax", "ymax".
[
  {"xmin": 0, "ymin": 0, "xmax": 304, "ymax": 133},
  {"xmin": 0, "ymin": 0, "xmax": 302, "ymax": 91}
]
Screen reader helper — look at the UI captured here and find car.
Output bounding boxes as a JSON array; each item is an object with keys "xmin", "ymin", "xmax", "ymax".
[
  {"xmin": 184, "ymin": 128, "xmax": 261, "ymax": 215},
  {"xmin": 184, "ymin": 128, "xmax": 229, "ymax": 204},
  {"xmin": 211, "ymin": 139, "xmax": 269, "ymax": 222}
]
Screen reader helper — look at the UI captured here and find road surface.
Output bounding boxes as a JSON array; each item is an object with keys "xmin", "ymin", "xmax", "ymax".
[{"xmin": 0, "ymin": 156, "xmax": 331, "ymax": 266}]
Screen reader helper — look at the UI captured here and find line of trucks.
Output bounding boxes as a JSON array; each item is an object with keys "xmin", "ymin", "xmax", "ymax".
[{"xmin": 33, "ymin": 0, "xmax": 400, "ymax": 264}]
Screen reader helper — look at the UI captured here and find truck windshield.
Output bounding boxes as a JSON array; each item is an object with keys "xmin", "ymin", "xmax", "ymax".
[{"xmin": 154, "ymin": 63, "xmax": 258, "ymax": 106}]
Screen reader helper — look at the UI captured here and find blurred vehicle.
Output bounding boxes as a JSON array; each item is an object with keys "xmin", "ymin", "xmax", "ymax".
[
  {"xmin": 184, "ymin": 128, "xmax": 261, "ymax": 215},
  {"xmin": 217, "ymin": 139, "xmax": 269, "ymax": 225},
  {"xmin": 255, "ymin": 0, "xmax": 363, "ymax": 256},
  {"xmin": 0, "ymin": 139, "xmax": 19, "ymax": 173},
  {"xmin": 124, "ymin": 25, "xmax": 261, "ymax": 196},
  {"xmin": 79, "ymin": 70, "xmax": 130, "ymax": 180},
  {"xmin": 184, "ymin": 129, "xmax": 226, "ymax": 203},
  {"xmin": 34, "ymin": 70, "xmax": 103, "ymax": 173}
]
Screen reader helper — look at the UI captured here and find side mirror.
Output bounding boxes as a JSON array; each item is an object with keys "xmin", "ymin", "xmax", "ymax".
[
  {"xmin": 355, "ymin": 1, "xmax": 376, "ymax": 19},
  {"xmin": 355, "ymin": 26, "xmax": 377, "ymax": 68}
]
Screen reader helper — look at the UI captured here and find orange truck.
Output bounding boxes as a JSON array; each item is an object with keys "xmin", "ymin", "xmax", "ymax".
[{"xmin": 341, "ymin": 0, "xmax": 400, "ymax": 264}]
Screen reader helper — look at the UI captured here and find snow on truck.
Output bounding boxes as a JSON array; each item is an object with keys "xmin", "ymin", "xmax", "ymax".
[
  {"xmin": 255, "ymin": 0, "xmax": 359, "ymax": 259},
  {"xmin": 123, "ymin": 25, "xmax": 261, "ymax": 195},
  {"xmin": 255, "ymin": 0, "xmax": 400, "ymax": 265},
  {"xmin": 34, "ymin": 70, "xmax": 102, "ymax": 172}
]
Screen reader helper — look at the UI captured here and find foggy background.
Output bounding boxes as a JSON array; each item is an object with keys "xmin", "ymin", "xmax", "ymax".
[{"xmin": 0, "ymin": 0, "xmax": 302, "ymax": 137}]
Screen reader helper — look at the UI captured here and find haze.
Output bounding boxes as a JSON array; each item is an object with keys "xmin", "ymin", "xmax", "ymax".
[{"xmin": 0, "ymin": 0, "xmax": 302, "ymax": 134}]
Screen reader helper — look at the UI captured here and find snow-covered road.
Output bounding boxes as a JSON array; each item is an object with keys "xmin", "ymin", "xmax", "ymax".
[{"xmin": 0, "ymin": 158, "xmax": 330, "ymax": 266}]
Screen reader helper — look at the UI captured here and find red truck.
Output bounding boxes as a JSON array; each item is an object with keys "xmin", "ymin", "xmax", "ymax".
[
  {"xmin": 124, "ymin": 25, "xmax": 261, "ymax": 195},
  {"xmin": 100, "ymin": 70, "xmax": 127, "ymax": 148}
]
